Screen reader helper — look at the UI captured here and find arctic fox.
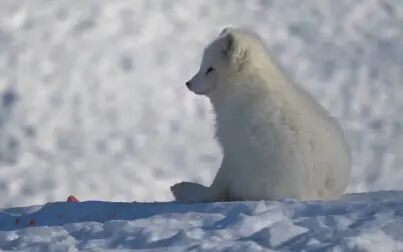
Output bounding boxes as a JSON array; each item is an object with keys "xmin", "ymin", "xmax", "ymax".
[{"xmin": 171, "ymin": 28, "xmax": 350, "ymax": 202}]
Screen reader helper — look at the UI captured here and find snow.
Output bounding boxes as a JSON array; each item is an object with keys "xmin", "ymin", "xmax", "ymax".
[
  {"xmin": 1, "ymin": 191, "xmax": 403, "ymax": 251},
  {"xmin": 0, "ymin": 0, "xmax": 402, "ymax": 250},
  {"xmin": 0, "ymin": 0, "xmax": 402, "ymax": 208}
]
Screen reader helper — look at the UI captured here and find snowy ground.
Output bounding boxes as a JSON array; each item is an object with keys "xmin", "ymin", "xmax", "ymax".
[{"xmin": 1, "ymin": 191, "xmax": 403, "ymax": 251}]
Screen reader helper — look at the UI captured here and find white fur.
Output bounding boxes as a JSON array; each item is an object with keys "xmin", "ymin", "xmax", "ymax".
[{"xmin": 172, "ymin": 28, "xmax": 350, "ymax": 202}]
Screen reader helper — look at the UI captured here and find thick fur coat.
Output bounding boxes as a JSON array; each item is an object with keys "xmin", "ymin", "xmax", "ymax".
[{"xmin": 171, "ymin": 28, "xmax": 350, "ymax": 202}]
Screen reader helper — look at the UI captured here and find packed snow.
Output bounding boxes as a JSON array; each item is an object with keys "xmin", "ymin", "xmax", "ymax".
[
  {"xmin": 0, "ymin": 0, "xmax": 402, "ymax": 251},
  {"xmin": 1, "ymin": 191, "xmax": 403, "ymax": 251}
]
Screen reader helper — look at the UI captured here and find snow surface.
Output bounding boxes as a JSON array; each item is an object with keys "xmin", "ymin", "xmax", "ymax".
[
  {"xmin": 0, "ymin": 0, "xmax": 402, "ymax": 208},
  {"xmin": 1, "ymin": 191, "xmax": 403, "ymax": 251}
]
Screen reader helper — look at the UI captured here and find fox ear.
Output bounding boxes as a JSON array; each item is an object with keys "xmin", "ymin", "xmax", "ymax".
[
  {"xmin": 219, "ymin": 27, "xmax": 231, "ymax": 36},
  {"xmin": 222, "ymin": 32, "xmax": 248, "ymax": 70},
  {"xmin": 223, "ymin": 33, "xmax": 235, "ymax": 55}
]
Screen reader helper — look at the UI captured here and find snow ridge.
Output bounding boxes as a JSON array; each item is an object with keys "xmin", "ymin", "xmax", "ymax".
[{"xmin": 1, "ymin": 191, "xmax": 403, "ymax": 251}]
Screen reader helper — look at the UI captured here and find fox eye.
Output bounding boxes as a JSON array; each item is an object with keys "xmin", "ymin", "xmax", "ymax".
[{"xmin": 206, "ymin": 67, "xmax": 215, "ymax": 75}]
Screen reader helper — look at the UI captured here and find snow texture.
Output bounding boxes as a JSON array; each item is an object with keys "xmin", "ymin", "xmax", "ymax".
[
  {"xmin": 1, "ymin": 191, "xmax": 403, "ymax": 251},
  {"xmin": 0, "ymin": 1, "xmax": 402, "ymax": 208}
]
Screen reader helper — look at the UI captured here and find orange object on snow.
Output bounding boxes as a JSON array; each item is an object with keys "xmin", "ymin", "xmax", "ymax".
[{"xmin": 66, "ymin": 195, "xmax": 80, "ymax": 202}]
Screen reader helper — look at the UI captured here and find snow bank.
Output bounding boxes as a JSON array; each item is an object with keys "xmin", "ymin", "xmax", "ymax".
[{"xmin": 1, "ymin": 191, "xmax": 403, "ymax": 251}]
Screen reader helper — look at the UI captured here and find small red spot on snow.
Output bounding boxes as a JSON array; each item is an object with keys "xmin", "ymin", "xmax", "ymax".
[
  {"xmin": 66, "ymin": 195, "xmax": 79, "ymax": 202},
  {"xmin": 15, "ymin": 218, "xmax": 20, "ymax": 225},
  {"xmin": 29, "ymin": 219, "xmax": 35, "ymax": 225}
]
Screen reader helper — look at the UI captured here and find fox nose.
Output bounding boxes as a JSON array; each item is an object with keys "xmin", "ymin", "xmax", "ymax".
[{"xmin": 185, "ymin": 81, "xmax": 191, "ymax": 89}]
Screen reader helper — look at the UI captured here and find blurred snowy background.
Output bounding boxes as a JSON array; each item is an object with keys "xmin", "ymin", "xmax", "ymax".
[{"xmin": 0, "ymin": 0, "xmax": 402, "ymax": 207}]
